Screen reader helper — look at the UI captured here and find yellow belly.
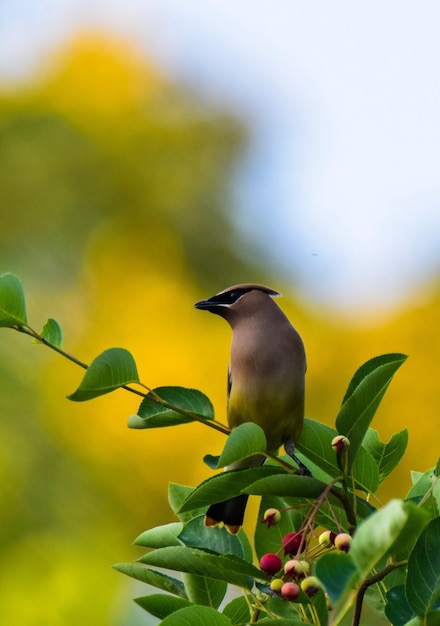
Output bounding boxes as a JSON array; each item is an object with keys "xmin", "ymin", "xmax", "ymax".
[{"xmin": 227, "ymin": 388, "xmax": 304, "ymax": 453}]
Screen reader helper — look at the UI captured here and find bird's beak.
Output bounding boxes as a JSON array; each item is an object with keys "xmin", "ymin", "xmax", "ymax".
[
  {"xmin": 194, "ymin": 298, "xmax": 210, "ymax": 309},
  {"xmin": 194, "ymin": 298, "xmax": 215, "ymax": 311}
]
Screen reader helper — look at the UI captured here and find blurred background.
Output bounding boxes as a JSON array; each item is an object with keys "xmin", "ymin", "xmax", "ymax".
[{"xmin": 1, "ymin": 2, "xmax": 440, "ymax": 624}]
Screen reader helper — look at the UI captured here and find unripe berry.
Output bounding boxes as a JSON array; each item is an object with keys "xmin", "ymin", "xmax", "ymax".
[
  {"xmin": 331, "ymin": 435, "xmax": 350, "ymax": 453},
  {"xmin": 281, "ymin": 581, "xmax": 301, "ymax": 601},
  {"xmin": 301, "ymin": 576, "xmax": 322, "ymax": 597},
  {"xmin": 259, "ymin": 553, "xmax": 282, "ymax": 576},
  {"xmin": 262, "ymin": 508, "xmax": 282, "ymax": 528},
  {"xmin": 318, "ymin": 530, "xmax": 337, "ymax": 547},
  {"xmin": 270, "ymin": 578, "xmax": 284, "ymax": 593},
  {"xmin": 282, "ymin": 531, "xmax": 305, "ymax": 556},
  {"xmin": 334, "ymin": 532, "xmax": 352, "ymax": 553},
  {"xmin": 284, "ymin": 559, "xmax": 304, "ymax": 579},
  {"xmin": 299, "ymin": 559, "xmax": 311, "ymax": 575}
]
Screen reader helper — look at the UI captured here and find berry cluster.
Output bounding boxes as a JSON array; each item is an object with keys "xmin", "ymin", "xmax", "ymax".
[{"xmin": 259, "ymin": 511, "xmax": 353, "ymax": 604}]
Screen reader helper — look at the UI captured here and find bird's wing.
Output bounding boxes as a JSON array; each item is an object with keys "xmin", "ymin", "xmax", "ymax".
[{"xmin": 227, "ymin": 364, "xmax": 232, "ymax": 406}]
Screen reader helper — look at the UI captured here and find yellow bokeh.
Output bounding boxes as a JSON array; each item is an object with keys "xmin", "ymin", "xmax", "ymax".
[{"xmin": 1, "ymin": 31, "xmax": 439, "ymax": 625}]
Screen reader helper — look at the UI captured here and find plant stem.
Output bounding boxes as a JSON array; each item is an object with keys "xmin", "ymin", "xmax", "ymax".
[
  {"xmin": 351, "ymin": 560, "xmax": 407, "ymax": 626},
  {"xmin": 13, "ymin": 324, "xmax": 230, "ymax": 433}
]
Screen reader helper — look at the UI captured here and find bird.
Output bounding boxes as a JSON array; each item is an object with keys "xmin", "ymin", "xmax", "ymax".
[{"xmin": 194, "ymin": 283, "xmax": 308, "ymax": 534}]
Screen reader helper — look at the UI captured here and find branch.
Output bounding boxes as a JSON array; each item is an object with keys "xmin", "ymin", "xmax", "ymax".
[
  {"xmin": 13, "ymin": 323, "xmax": 230, "ymax": 433},
  {"xmin": 351, "ymin": 560, "xmax": 407, "ymax": 626}
]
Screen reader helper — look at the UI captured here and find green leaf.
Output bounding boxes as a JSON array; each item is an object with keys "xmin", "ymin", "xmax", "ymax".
[
  {"xmin": 168, "ymin": 483, "xmax": 207, "ymax": 523},
  {"xmin": 222, "ymin": 596, "xmax": 251, "ymax": 624},
  {"xmin": 336, "ymin": 353, "xmax": 407, "ymax": 468},
  {"xmin": 405, "ymin": 469, "xmax": 440, "ymax": 522},
  {"xmin": 204, "ymin": 454, "xmax": 220, "ymax": 468},
  {"xmin": 134, "ymin": 522, "xmax": 183, "ymax": 548},
  {"xmin": 178, "ymin": 516, "xmax": 246, "ymax": 559},
  {"xmin": 296, "ymin": 418, "xmax": 340, "ymax": 478},
  {"xmin": 350, "ymin": 500, "xmax": 429, "ymax": 578},
  {"xmin": 265, "ymin": 597, "xmax": 302, "ymax": 620},
  {"xmin": 406, "ymin": 467, "xmax": 438, "ymax": 501},
  {"xmin": 406, "ymin": 517, "xmax": 440, "ymax": 617},
  {"xmin": 244, "ymin": 474, "xmax": 328, "ymax": 499},
  {"xmin": 134, "ymin": 594, "xmax": 192, "ymax": 619},
  {"xmin": 352, "ymin": 446, "xmax": 380, "ymax": 493},
  {"xmin": 181, "ymin": 572, "xmax": 227, "ymax": 608},
  {"xmin": 216, "ymin": 422, "xmax": 267, "ymax": 468},
  {"xmin": 363, "ymin": 428, "xmax": 408, "ymax": 483},
  {"xmin": 112, "ymin": 562, "xmax": 186, "ymax": 596},
  {"xmin": 177, "ymin": 466, "xmax": 285, "ymax": 514},
  {"xmin": 39, "ymin": 318, "xmax": 63, "ymax": 347},
  {"xmin": 139, "ymin": 546, "xmax": 265, "ymax": 589},
  {"xmin": 160, "ymin": 605, "xmax": 232, "ymax": 625},
  {"xmin": 342, "ymin": 353, "xmax": 405, "ymax": 404},
  {"xmin": 0, "ymin": 273, "xmax": 27, "ymax": 326},
  {"xmin": 251, "ymin": 617, "xmax": 305, "ymax": 626},
  {"xmin": 315, "ymin": 552, "xmax": 358, "ymax": 606},
  {"xmin": 385, "ymin": 585, "xmax": 415, "ymax": 626},
  {"xmin": 129, "ymin": 386, "xmax": 215, "ymax": 429},
  {"xmin": 67, "ymin": 347, "xmax": 139, "ymax": 401}
]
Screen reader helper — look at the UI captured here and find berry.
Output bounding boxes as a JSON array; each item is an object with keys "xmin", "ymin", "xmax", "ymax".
[
  {"xmin": 281, "ymin": 581, "xmax": 301, "ymax": 601},
  {"xmin": 301, "ymin": 576, "xmax": 322, "ymax": 597},
  {"xmin": 299, "ymin": 559, "xmax": 311, "ymax": 575},
  {"xmin": 270, "ymin": 578, "xmax": 284, "ymax": 593},
  {"xmin": 284, "ymin": 559, "xmax": 304, "ymax": 579},
  {"xmin": 282, "ymin": 532, "xmax": 305, "ymax": 556},
  {"xmin": 262, "ymin": 508, "xmax": 282, "ymax": 528},
  {"xmin": 318, "ymin": 530, "xmax": 337, "ymax": 547},
  {"xmin": 334, "ymin": 532, "xmax": 352, "ymax": 552},
  {"xmin": 331, "ymin": 435, "xmax": 350, "ymax": 453},
  {"xmin": 259, "ymin": 553, "xmax": 282, "ymax": 576}
]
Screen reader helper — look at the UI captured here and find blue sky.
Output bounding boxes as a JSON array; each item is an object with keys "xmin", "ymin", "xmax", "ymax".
[{"xmin": 2, "ymin": 1, "xmax": 440, "ymax": 315}]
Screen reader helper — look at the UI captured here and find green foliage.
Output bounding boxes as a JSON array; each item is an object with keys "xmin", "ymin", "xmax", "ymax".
[
  {"xmin": 2, "ymin": 273, "xmax": 440, "ymax": 625},
  {"xmin": 39, "ymin": 317, "xmax": 63, "ymax": 347},
  {"xmin": 405, "ymin": 518, "xmax": 440, "ymax": 617},
  {"xmin": 68, "ymin": 347, "xmax": 140, "ymax": 400},
  {"xmin": 216, "ymin": 422, "xmax": 267, "ymax": 468},
  {"xmin": 0, "ymin": 272, "xmax": 27, "ymax": 326},
  {"xmin": 335, "ymin": 353, "xmax": 407, "ymax": 470},
  {"xmin": 128, "ymin": 386, "xmax": 215, "ymax": 429}
]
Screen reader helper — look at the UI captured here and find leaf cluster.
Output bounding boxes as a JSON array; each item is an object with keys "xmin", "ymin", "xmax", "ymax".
[{"xmin": 1, "ymin": 273, "xmax": 439, "ymax": 626}]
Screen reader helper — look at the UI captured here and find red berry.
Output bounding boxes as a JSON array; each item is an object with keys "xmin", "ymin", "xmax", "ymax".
[
  {"xmin": 259, "ymin": 553, "xmax": 282, "ymax": 576},
  {"xmin": 281, "ymin": 581, "xmax": 301, "ymax": 601},
  {"xmin": 282, "ymin": 532, "xmax": 305, "ymax": 556}
]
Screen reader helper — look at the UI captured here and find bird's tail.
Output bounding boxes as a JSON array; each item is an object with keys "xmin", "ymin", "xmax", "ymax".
[{"xmin": 204, "ymin": 494, "xmax": 249, "ymax": 535}]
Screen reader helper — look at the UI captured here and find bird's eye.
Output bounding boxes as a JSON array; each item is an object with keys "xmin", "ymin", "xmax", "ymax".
[{"xmin": 226, "ymin": 290, "xmax": 241, "ymax": 302}]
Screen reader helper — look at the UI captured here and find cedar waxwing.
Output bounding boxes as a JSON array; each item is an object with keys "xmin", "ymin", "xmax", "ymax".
[{"xmin": 195, "ymin": 284, "xmax": 308, "ymax": 534}]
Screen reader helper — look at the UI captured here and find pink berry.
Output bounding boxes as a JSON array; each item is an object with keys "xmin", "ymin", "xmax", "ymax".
[
  {"xmin": 261, "ymin": 508, "xmax": 282, "ymax": 527},
  {"xmin": 281, "ymin": 581, "xmax": 301, "ymax": 601},
  {"xmin": 259, "ymin": 553, "xmax": 282, "ymax": 576},
  {"xmin": 282, "ymin": 532, "xmax": 305, "ymax": 556},
  {"xmin": 284, "ymin": 559, "xmax": 304, "ymax": 579},
  {"xmin": 331, "ymin": 435, "xmax": 350, "ymax": 453},
  {"xmin": 334, "ymin": 533, "xmax": 352, "ymax": 552}
]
